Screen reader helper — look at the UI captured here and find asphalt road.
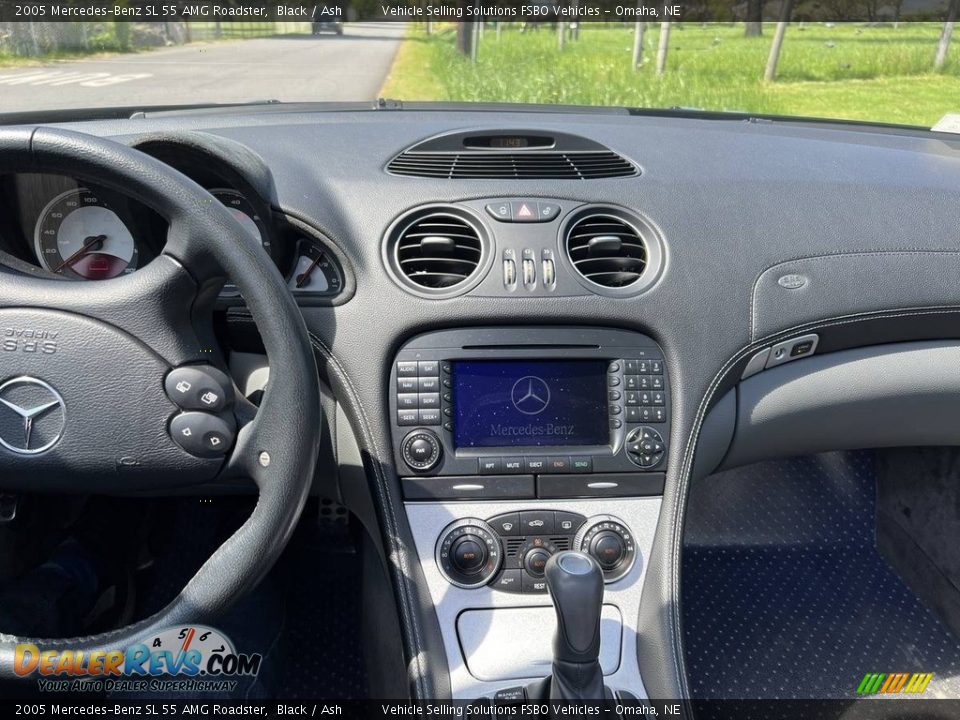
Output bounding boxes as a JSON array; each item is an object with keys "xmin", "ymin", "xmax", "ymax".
[{"xmin": 0, "ymin": 23, "xmax": 406, "ymax": 113}]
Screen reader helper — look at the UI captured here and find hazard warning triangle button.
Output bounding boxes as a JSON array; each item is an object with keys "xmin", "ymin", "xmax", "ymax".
[{"xmin": 511, "ymin": 201, "xmax": 537, "ymax": 222}]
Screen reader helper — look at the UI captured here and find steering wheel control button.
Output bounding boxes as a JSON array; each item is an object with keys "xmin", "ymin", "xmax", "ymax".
[
  {"xmin": 436, "ymin": 518, "xmax": 502, "ymax": 588},
  {"xmin": 165, "ymin": 365, "xmax": 234, "ymax": 413},
  {"xmin": 169, "ymin": 412, "xmax": 236, "ymax": 458},
  {"xmin": 401, "ymin": 429, "xmax": 442, "ymax": 472},
  {"xmin": 626, "ymin": 426, "xmax": 665, "ymax": 468},
  {"xmin": 575, "ymin": 515, "xmax": 636, "ymax": 582}
]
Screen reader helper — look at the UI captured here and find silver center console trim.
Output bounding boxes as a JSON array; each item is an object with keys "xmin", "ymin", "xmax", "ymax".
[{"xmin": 405, "ymin": 496, "xmax": 662, "ymax": 700}]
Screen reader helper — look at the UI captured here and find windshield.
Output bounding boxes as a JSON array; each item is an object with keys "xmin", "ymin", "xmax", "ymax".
[{"xmin": 1, "ymin": 12, "xmax": 958, "ymax": 129}]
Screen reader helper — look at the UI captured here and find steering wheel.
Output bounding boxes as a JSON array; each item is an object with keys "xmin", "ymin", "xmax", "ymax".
[{"xmin": 0, "ymin": 127, "xmax": 320, "ymax": 676}]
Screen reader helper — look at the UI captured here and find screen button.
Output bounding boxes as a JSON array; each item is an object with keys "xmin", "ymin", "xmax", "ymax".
[
  {"xmin": 419, "ymin": 409, "xmax": 441, "ymax": 425},
  {"xmin": 419, "ymin": 393, "xmax": 440, "ymax": 409},
  {"xmin": 397, "ymin": 393, "xmax": 418, "ymax": 409},
  {"xmin": 419, "ymin": 377, "xmax": 440, "ymax": 392},
  {"xmin": 502, "ymin": 457, "xmax": 524, "ymax": 473},
  {"xmin": 525, "ymin": 457, "xmax": 547, "ymax": 474},
  {"xmin": 520, "ymin": 511, "xmax": 555, "ymax": 534},
  {"xmin": 478, "ymin": 457, "xmax": 502, "ymax": 475},
  {"xmin": 570, "ymin": 457, "xmax": 593, "ymax": 473},
  {"xmin": 545, "ymin": 456, "xmax": 571, "ymax": 473},
  {"xmin": 397, "ymin": 361, "xmax": 418, "ymax": 377},
  {"xmin": 398, "ymin": 409, "xmax": 419, "ymax": 426},
  {"xmin": 397, "ymin": 377, "xmax": 418, "ymax": 393},
  {"xmin": 418, "ymin": 360, "xmax": 439, "ymax": 376}
]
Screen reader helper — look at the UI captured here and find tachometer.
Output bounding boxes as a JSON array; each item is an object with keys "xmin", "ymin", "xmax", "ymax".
[{"xmin": 34, "ymin": 188, "xmax": 138, "ymax": 280}]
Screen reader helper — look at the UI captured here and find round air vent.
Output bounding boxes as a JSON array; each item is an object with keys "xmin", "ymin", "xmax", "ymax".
[
  {"xmin": 384, "ymin": 206, "xmax": 492, "ymax": 297},
  {"xmin": 561, "ymin": 207, "xmax": 664, "ymax": 297}
]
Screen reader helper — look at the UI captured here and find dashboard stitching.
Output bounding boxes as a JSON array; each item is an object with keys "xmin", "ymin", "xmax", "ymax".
[
  {"xmin": 749, "ymin": 250, "xmax": 960, "ymax": 340},
  {"xmin": 303, "ymin": 329, "xmax": 431, "ymax": 699},
  {"xmin": 671, "ymin": 303, "xmax": 960, "ymax": 699}
]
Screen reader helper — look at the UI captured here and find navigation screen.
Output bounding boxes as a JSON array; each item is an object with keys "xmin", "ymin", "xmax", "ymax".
[{"xmin": 452, "ymin": 360, "xmax": 609, "ymax": 448}]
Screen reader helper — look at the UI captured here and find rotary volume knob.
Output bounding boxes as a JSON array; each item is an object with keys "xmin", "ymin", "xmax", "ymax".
[
  {"xmin": 436, "ymin": 518, "xmax": 502, "ymax": 589},
  {"xmin": 401, "ymin": 429, "xmax": 442, "ymax": 472},
  {"xmin": 574, "ymin": 515, "xmax": 636, "ymax": 582}
]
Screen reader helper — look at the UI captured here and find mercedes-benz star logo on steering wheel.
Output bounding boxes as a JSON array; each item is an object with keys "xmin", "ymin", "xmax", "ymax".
[
  {"xmin": 511, "ymin": 376, "xmax": 551, "ymax": 415},
  {"xmin": 0, "ymin": 376, "xmax": 66, "ymax": 455}
]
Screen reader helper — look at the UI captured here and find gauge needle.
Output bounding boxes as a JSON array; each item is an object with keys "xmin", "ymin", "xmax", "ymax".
[
  {"xmin": 296, "ymin": 252, "xmax": 324, "ymax": 288},
  {"xmin": 52, "ymin": 234, "xmax": 107, "ymax": 273}
]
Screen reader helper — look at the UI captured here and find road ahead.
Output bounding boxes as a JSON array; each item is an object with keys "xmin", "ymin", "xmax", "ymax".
[{"xmin": 0, "ymin": 23, "xmax": 405, "ymax": 113}]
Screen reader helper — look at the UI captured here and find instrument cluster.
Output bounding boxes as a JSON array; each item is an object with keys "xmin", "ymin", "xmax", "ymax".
[{"xmin": 0, "ymin": 170, "xmax": 347, "ymax": 303}]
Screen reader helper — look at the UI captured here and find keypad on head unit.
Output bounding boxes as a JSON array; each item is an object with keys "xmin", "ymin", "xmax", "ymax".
[
  {"xmin": 396, "ymin": 361, "xmax": 441, "ymax": 427},
  {"xmin": 611, "ymin": 358, "xmax": 667, "ymax": 426}
]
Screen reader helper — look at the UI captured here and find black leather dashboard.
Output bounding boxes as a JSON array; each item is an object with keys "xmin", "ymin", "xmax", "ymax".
[{"xmin": 4, "ymin": 106, "xmax": 960, "ymax": 703}]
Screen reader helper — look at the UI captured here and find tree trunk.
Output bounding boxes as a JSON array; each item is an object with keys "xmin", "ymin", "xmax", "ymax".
[
  {"xmin": 656, "ymin": 22, "xmax": 670, "ymax": 75},
  {"xmin": 632, "ymin": 21, "xmax": 646, "ymax": 70},
  {"xmin": 456, "ymin": 21, "xmax": 473, "ymax": 56},
  {"xmin": 764, "ymin": 0, "xmax": 793, "ymax": 81},
  {"xmin": 934, "ymin": 0, "xmax": 958, "ymax": 71},
  {"xmin": 745, "ymin": 0, "xmax": 763, "ymax": 36},
  {"xmin": 557, "ymin": 21, "xmax": 566, "ymax": 51}
]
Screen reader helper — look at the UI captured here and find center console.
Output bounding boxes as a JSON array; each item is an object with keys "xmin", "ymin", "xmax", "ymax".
[{"xmin": 392, "ymin": 327, "xmax": 668, "ymax": 700}]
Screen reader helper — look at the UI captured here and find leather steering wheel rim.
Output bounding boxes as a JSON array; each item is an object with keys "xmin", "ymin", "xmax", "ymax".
[{"xmin": 0, "ymin": 127, "xmax": 320, "ymax": 677}]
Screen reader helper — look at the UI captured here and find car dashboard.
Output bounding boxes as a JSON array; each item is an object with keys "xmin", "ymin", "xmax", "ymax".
[{"xmin": 1, "ymin": 104, "xmax": 959, "ymax": 704}]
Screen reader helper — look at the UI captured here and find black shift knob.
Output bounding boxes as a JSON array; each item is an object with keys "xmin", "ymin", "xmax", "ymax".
[{"xmin": 544, "ymin": 551, "xmax": 604, "ymax": 665}]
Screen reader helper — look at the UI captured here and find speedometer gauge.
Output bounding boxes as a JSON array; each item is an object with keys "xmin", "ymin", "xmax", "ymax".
[{"xmin": 34, "ymin": 188, "xmax": 138, "ymax": 280}]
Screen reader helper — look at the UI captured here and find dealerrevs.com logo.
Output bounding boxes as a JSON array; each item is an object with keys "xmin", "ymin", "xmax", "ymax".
[{"xmin": 14, "ymin": 625, "xmax": 262, "ymax": 694}]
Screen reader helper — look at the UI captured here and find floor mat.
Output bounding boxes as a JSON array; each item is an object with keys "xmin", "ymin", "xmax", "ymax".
[
  {"xmin": 682, "ymin": 451, "xmax": 960, "ymax": 699},
  {"xmin": 131, "ymin": 499, "xmax": 367, "ymax": 699}
]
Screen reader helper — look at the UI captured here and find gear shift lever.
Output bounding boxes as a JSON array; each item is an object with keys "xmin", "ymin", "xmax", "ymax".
[{"xmin": 544, "ymin": 550, "xmax": 606, "ymax": 700}]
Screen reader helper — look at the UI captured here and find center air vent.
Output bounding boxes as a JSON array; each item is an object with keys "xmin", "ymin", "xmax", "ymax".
[
  {"xmin": 561, "ymin": 207, "xmax": 665, "ymax": 297},
  {"xmin": 384, "ymin": 207, "xmax": 491, "ymax": 297}
]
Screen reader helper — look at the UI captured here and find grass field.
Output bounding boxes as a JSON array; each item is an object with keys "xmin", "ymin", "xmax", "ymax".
[{"xmin": 380, "ymin": 22, "xmax": 960, "ymax": 127}]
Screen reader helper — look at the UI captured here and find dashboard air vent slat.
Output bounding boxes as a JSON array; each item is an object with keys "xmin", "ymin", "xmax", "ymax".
[
  {"xmin": 387, "ymin": 151, "xmax": 637, "ymax": 180},
  {"xmin": 564, "ymin": 212, "xmax": 648, "ymax": 289},
  {"xmin": 386, "ymin": 209, "xmax": 489, "ymax": 295}
]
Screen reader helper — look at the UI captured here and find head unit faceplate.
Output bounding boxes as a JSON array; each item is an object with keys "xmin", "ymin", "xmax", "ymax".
[{"xmin": 390, "ymin": 327, "xmax": 670, "ymax": 501}]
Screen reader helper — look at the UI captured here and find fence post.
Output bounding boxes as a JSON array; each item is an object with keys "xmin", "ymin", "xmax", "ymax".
[
  {"xmin": 656, "ymin": 22, "xmax": 670, "ymax": 75},
  {"xmin": 557, "ymin": 21, "xmax": 566, "ymax": 50}
]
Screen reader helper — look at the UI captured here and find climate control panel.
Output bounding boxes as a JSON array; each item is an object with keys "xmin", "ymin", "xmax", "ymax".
[{"xmin": 436, "ymin": 512, "xmax": 636, "ymax": 593}]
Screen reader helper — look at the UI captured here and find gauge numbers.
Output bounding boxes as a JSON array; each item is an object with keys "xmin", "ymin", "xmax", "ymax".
[
  {"xmin": 35, "ymin": 188, "xmax": 138, "ymax": 280},
  {"xmin": 288, "ymin": 238, "xmax": 343, "ymax": 295}
]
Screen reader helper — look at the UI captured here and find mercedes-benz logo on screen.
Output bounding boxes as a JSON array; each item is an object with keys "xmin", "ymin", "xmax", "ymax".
[
  {"xmin": 0, "ymin": 376, "xmax": 66, "ymax": 455},
  {"xmin": 511, "ymin": 376, "xmax": 551, "ymax": 415}
]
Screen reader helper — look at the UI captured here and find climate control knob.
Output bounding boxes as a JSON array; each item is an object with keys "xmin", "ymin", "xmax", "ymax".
[
  {"xmin": 436, "ymin": 518, "xmax": 502, "ymax": 588},
  {"xmin": 574, "ymin": 515, "xmax": 636, "ymax": 582},
  {"xmin": 401, "ymin": 429, "xmax": 442, "ymax": 472}
]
